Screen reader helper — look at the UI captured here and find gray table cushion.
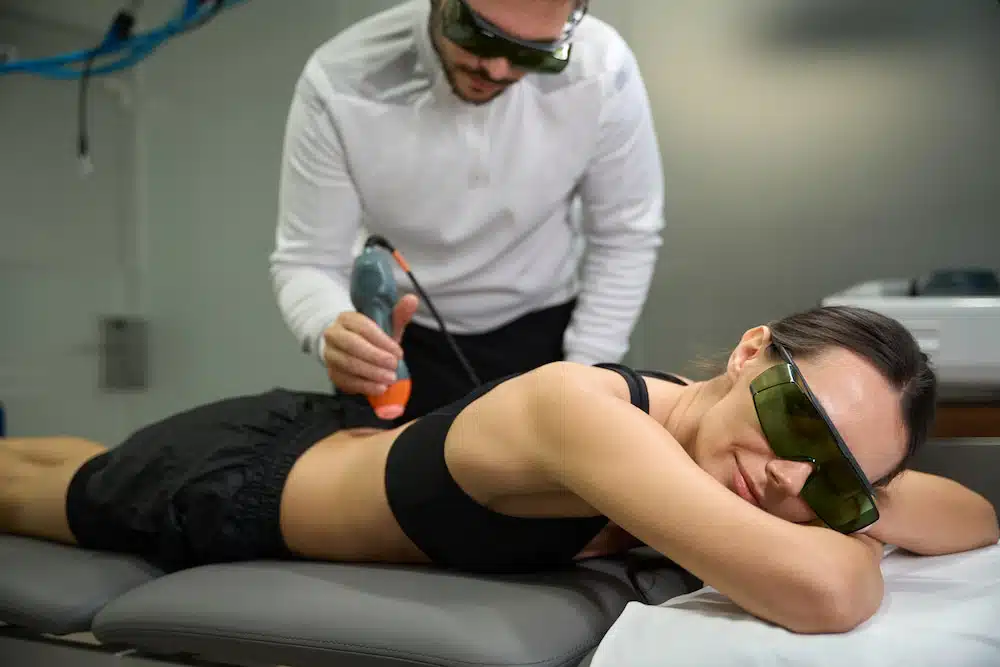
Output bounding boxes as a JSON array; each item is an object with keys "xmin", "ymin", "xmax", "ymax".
[
  {"xmin": 0, "ymin": 536, "xmax": 163, "ymax": 635},
  {"xmin": 93, "ymin": 558, "xmax": 694, "ymax": 667}
]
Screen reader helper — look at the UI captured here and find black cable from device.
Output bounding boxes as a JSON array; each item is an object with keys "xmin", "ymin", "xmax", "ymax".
[
  {"xmin": 77, "ymin": 50, "xmax": 98, "ymax": 165},
  {"xmin": 77, "ymin": 0, "xmax": 225, "ymax": 168},
  {"xmin": 364, "ymin": 235, "xmax": 482, "ymax": 388},
  {"xmin": 78, "ymin": 8, "xmax": 137, "ymax": 167}
]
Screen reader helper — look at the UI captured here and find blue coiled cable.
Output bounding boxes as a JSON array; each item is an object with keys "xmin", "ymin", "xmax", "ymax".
[
  {"xmin": 0, "ymin": 0, "xmax": 248, "ymax": 79},
  {"xmin": 0, "ymin": 0, "xmax": 248, "ymax": 166}
]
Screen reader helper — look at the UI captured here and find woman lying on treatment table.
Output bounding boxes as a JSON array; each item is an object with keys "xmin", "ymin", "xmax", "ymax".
[{"xmin": 2, "ymin": 306, "xmax": 997, "ymax": 635}]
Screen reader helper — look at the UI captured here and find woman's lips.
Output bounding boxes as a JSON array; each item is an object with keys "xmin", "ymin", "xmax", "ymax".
[{"xmin": 734, "ymin": 458, "xmax": 761, "ymax": 508}]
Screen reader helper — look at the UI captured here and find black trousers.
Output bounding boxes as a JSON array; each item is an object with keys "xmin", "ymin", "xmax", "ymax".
[{"xmin": 396, "ymin": 299, "xmax": 577, "ymax": 423}]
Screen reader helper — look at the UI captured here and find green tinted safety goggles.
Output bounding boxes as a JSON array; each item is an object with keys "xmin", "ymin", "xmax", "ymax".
[
  {"xmin": 440, "ymin": 0, "xmax": 586, "ymax": 73},
  {"xmin": 750, "ymin": 343, "xmax": 880, "ymax": 534}
]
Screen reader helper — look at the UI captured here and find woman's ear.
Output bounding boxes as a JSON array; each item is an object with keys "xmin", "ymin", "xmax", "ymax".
[{"xmin": 726, "ymin": 326, "xmax": 773, "ymax": 380}]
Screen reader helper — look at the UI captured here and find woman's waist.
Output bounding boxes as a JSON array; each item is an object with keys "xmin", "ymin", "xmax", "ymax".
[{"xmin": 280, "ymin": 430, "xmax": 426, "ymax": 562}]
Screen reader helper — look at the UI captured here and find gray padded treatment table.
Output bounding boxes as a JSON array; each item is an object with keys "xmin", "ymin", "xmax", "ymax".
[
  {"xmin": 2, "ymin": 437, "xmax": 998, "ymax": 667},
  {"xmin": 89, "ymin": 558, "xmax": 689, "ymax": 667},
  {"xmin": 0, "ymin": 537, "xmax": 693, "ymax": 667},
  {"xmin": 0, "ymin": 538, "xmax": 162, "ymax": 635}
]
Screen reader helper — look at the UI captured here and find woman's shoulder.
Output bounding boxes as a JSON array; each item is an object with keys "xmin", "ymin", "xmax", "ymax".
[
  {"xmin": 522, "ymin": 362, "xmax": 692, "ymax": 415},
  {"xmin": 464, "ymin": 362, "xmax": 693, "ymax": 419}
]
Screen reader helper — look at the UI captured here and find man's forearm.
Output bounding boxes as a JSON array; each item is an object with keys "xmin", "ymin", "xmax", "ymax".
[
  {"xmin": 271, "ymin": 263, "xmax": 353, "ymax": 361},
  {"xmin": 563, "ymin": 239, "xmax": 661, "ymax": 365},
  {"xmin": 567, "ymin": 42, "xmax": 665, "ymax": 366},
  {"xmin": 271, "ymin": 75, "xmax": 366, "ymax": 362}
]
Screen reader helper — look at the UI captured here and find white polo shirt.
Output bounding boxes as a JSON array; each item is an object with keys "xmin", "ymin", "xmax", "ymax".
[{"xmin": 270, "ymin": 0, "xmax": 665, "ymax": 366}]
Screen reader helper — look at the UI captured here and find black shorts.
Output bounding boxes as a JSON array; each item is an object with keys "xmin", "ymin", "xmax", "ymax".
[{"xmin": 65, "ymin": 388, "xmax": 382, "ymax": 572}]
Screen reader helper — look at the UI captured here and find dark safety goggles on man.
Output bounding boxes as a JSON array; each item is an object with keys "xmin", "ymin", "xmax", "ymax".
[
  {"xmin": 749, "ymin": 342, "xmax": 880, "ymax": 534},
  {"xmin": 439, "ymin": 0, "xmax": 588, "ymax": 73}
]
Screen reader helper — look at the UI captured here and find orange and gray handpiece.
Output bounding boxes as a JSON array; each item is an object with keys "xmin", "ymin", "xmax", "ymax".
[{"xmin": 349, "ymin": 237, "xmax": 412, "ymax": 420}]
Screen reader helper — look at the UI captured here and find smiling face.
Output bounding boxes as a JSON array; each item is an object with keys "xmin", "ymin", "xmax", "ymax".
[
  {"xmin": 429, "ymin": 0, "xmax": 576, "ymax": 104},
  {"xmin": 690, "ymin": 326, "xmax": 909, "ymax": 526}
]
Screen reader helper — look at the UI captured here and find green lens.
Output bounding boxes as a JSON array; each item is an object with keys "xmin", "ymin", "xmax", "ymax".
[
  {"xmin": 753, "ymin": 381, "xmax": 878, "ymax": 533},
  {"xmin": 801, "ymin": 470, "xmax": 878, "ymax": 534},
  {"xmin": 440, "ymin": 0, "xmax": 482, "ymax": 49},
  {"xmin": 444, "ymin": 29, "xmax": 570, "ymax": 72},
  {"xmin": 505, "ymin": 45, "xmax": 569, "ymax": 72},
  {"xmin": 440, "ymin": 0, "xmax": 571, "ymax": 73}
]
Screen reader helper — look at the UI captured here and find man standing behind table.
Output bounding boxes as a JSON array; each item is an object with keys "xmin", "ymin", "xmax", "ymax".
[{"xmin": 270, "ymin": 0, "xmax": 665, "ymax": 422}]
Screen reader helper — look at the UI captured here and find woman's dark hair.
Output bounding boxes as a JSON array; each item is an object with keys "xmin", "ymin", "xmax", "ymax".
[
  {"xmin": 767, "ymin": 305, "xmax": 937, "ymax": 487},
  {"xmin": 623, "ymin": 305, "xmax": 938, "ymax": 603}
]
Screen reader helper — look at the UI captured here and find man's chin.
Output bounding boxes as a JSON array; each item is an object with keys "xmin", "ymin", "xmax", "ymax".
[
  {"xmin": 459, "ymin": 89, "xmax": 504, "ymax": 105},
  {"xmin": 454, "ymin": 82, "xmax": 508, "ymax": 104},
  {"xmin": 445, "ymin": 71, "xmax": 510, "ymax": 104}
]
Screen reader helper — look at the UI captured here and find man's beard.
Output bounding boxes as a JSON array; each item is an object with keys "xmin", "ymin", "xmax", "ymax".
[
  {"xmin": 444, "ymin": 64, "xmax": 516, "ymax": 105},
  {"xmin": 427, "ymin": 12, "xmax": 517, "ymax": 105}
]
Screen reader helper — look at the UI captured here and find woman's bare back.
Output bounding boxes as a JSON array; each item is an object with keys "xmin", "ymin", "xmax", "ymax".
[
  {"xmin": 278, "ymin": 381, "xmax": 640, "ymax": 566},
  {"xmin": 279, "ymin": 425, "xmax": 428, "ymax": 563}
]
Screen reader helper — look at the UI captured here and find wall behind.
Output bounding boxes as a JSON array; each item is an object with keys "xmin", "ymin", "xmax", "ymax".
[
  {"xmin": 2, "ymin": 1, "xmax": 421, "ymax": 433},
  {"xmin": 0, "ymin": 13, "xmax": 143, "ymax": 442},
  {"xmin": 623, "ymin": 0, "xmax": 1000, "ymax": 374},
  {"xmin": 131, "ymin": 0, "xmax": 408, "ymax": 425}
]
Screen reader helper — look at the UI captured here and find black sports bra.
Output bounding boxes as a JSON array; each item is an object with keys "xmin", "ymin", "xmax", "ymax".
[
  {"xmin": 383, "ymin": 362, "xmax": 688, "ymax": 574},
  {"xmin": 594, "ymin": 363, "xmax": 689, "ymax": 414}
]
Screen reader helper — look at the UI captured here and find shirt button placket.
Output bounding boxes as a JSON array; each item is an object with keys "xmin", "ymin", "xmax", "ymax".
[{"xmin": 466, "ymin": 107, "xmax": 490, "ymax": 189}]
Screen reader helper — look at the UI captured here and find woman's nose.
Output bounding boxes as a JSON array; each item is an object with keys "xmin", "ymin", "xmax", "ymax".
[{"xmin": 765, "ymin": 459, "xmax": 816, "ymax": 497}]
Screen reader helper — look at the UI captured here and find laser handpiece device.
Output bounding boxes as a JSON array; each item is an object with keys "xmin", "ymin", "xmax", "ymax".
[
  {"xmin": 350, "ymin": 237, "xmax": 412, "ymax": 420},
  {"xmin": 348, "ymin": 234, "xmax": 482, "ymax": 420}
]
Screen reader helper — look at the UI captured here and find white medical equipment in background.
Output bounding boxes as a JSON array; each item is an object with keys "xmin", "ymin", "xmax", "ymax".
[{"xmin": 822, "ymin": 269, "xmax": 1000, "ymax": 399}]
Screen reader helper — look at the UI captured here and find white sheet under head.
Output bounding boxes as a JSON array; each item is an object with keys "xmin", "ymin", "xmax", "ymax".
[{"xmin": 590, "ymin": 542, "xmax": 1000, "ymax": 667}]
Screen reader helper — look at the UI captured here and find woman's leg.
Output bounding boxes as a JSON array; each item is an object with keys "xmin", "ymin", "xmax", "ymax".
[{"xmin": 0, "ymin": 436, "xmax": 106, "ymax": 544}]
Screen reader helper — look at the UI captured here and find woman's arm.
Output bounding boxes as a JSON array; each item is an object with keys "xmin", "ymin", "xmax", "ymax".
[
  {"xmin": 525, "ymin": 362, "xmax": 884, "ymax": 634},
  {"xmin": 868, "ymin": 470, "xmax": 999, "ymax": 555}
]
